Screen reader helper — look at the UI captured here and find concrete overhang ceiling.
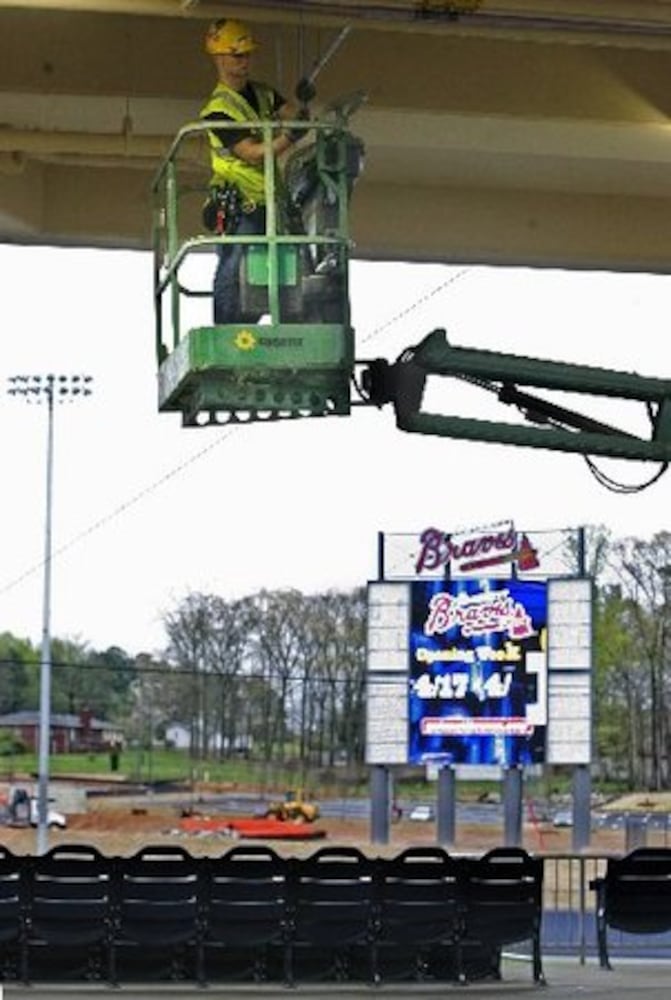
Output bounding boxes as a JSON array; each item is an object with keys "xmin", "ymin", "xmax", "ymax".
[{"xmin": 2, "ymin": 0, "xmax": 671, "ymax": 269}]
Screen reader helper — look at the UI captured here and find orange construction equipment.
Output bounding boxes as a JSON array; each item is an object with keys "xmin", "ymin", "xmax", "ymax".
[{"xmin": 179, "ymin": 814, "xmax": 326, "ymax": 840}]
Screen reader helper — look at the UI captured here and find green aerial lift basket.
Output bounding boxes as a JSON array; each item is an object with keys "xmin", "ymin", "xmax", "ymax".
[
  {"xmin": 158, "ymin": 321, "xmax": 353, "ymax": 424},
  {"xmin": 152, "ymin": 111, "xmax": 364, "ymax": 427}
]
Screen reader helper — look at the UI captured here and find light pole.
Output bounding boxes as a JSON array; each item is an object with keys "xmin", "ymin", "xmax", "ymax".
[{"xmin": 7, "ymin": 373, "xmax": 92, "ymax": 853}]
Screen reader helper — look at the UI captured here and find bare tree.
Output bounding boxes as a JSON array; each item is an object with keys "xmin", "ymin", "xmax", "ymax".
[
  {"xmin": 248, "ymin": 590, "xmax": 308, "ymax": 764},
  {"xmin": 164, "ymin": 592, "xmax": 220, "ymax": 761},
  {"xmin": 160, "ymin": 586, "xmax": 367, "ymax": 778},
  {"xmin": 203, "ymin": 595, "xmax": 253, "ymax": 758},
  {"xmin": 295, "ymin": 589, "xmax": 366, "ymax": 770}
]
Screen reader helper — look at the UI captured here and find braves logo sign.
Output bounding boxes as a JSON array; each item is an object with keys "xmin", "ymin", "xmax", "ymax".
[
  {"xmin": 423, "ymin": 589, "xmax": 536, "ymax": 640},
  {"xmin": 414, "ymin": 520, "xmax": 539, "ymax": 576}
]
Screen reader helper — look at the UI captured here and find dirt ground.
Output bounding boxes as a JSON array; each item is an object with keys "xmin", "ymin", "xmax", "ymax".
[
  {"xmin": 1, "ymin": 777, "xmax": 663, "ymax": 857},
  {"xmin": 0, "ymin": 798, "xmax": 637, "ymax": 858}
]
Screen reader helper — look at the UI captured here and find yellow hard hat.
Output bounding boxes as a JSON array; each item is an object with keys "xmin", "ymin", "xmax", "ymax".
[{"xmin": 205, "ymin": 19, "xmax": 258, "ymax": 56}]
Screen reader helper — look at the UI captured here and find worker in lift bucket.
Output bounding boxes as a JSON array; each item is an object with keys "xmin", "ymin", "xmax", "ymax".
[{"xmin": 200, "ymin": 18, "xmax": 309, "ymax": 324}]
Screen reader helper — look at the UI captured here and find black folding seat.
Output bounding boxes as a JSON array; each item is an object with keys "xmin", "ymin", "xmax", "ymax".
[
  {"xmin": 0, "ymin": 845, "xmax": 27, "ymax": 983},
  {"xmin": 289, "ymin": 846, "xmax": 377, "ymax": 984},
  {"xmin": 373, "ymin": 846, "xmax": 463, "ymax": 983},
  {"xmin": 201, "ymin": 845, "xmax": 291, "ymax": 983},
  {"xmin": 25, "ymin": 844, "xmax": 113, "ymax": 982},
  {"xmin": 590, "ymin": 846, "xmax": 671, "ymax": 970},
  {"xmin": 461, "ymin": 846, "xmax": 545, "ymax": 984},
  {"xmin": 110, "ymin": 845, "xmax": 203, "ymax": 984}
]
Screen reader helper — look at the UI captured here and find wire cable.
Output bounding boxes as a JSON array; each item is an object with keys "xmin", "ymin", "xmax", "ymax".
[
  {"xmin": 582, "ymin": 399, "xmax": 668, "ymax": 492},
  {"xmin": 0, "ymin": 654, "xmax": 362, "ymax": 686},
  {"xmin": 0, "ymin": 428, "xmax": 238, "ymax": 597},
  {"xmin": 583, "ymin": 455, "xmax": 668, "ymax": 494},
  {"xmin": 357, "ymin": 266, "xmax": 472, "ymax": 346}
]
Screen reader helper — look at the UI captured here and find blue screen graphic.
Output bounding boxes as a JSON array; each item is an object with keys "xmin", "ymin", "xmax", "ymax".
[{"xmin": 408, "ymin": 578, "xmax": 547, "ymax": 766}]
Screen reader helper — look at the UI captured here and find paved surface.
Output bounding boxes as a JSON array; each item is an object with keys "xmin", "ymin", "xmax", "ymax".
[{"xmin": 1, "ymin": 957, "xmax": 670, "ymax": 998}]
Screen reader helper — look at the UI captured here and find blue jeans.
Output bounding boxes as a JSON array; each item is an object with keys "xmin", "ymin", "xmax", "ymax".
[{"xmin": 213, "ymin": 205, "xmax": 267, "ymax": 324}]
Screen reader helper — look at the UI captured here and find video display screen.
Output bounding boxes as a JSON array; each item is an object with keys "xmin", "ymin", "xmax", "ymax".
[{"xmin": 408, "ymin": 578, "xmax": 547, "ymax": 767}]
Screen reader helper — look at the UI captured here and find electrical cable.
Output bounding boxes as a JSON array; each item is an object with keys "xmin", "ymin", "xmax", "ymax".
[
  {"xmin": 352, "ymin": 266, "xmax": 473, "ymax": 400},
  {"xmin": 357, "ymin": 266, "xmax": 472, "ymax": 347},
  {"xmin": 0, "ymin": 428, "xmax": 238, "ymax": 598},
  {"xmin": 582, "ymin": 400, "xmax": 668, "ymax": 493},
  {"xmin": 583, "ymin": 455, "xmax": 668, "ymax": 494},
  {"xmin": 0, "ymin": 655, "xmax": 361, "ymax": 686}
]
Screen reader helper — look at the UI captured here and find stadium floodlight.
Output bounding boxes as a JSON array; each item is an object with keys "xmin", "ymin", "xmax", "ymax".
[{"xmin": 7, "ymin": 374, "xmax": 93, "ymax": 854}]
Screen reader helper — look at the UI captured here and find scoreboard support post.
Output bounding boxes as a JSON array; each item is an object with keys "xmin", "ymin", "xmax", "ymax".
[
  {"xmin": 572, "ymin": 763, "xmax": 592, "ymax": 852},
  {"xmin": 503, "ymin": 765, "xmax": 523, "ymax": 847},
  {"xmin": 437, "ymin": 764, "xmax": 456, "ymax": 847},
  {"xmin": 371, "ymin": 764, "xmax": 391, "ymax": 845}
]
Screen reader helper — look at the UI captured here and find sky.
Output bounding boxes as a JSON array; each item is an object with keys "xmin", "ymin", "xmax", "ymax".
[{"xmin": 0, "ymin": 243, "xmax": 669, "ymax": 656}]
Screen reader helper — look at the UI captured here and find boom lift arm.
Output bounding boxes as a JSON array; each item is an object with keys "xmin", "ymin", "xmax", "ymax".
[{"xmin": 360, "ymin": 328, "xmax": 671, "ymax": 463}]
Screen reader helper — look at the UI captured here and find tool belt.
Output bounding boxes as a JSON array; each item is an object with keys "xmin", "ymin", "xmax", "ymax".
[{"xmin": 202, "ymin": 183, "xmax": 246, "ymax": 235}]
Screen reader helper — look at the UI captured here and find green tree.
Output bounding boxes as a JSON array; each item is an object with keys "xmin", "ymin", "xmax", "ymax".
[
  {"xmin": 593, "ymin": 585, "xmax": 646, "ymax": 787},
  {"xmin": 0, "ymin": 632, "xmax": 35, "ymax": 714},
  {"xmin": 611, "ymin": 532, "xmax": 671, "ymax": 790}
]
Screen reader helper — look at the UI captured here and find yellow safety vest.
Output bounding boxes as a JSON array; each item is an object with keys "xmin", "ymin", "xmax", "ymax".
[{"xmin": 200, "ymin": 81, "xmax": 279, "ymax": 205}]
